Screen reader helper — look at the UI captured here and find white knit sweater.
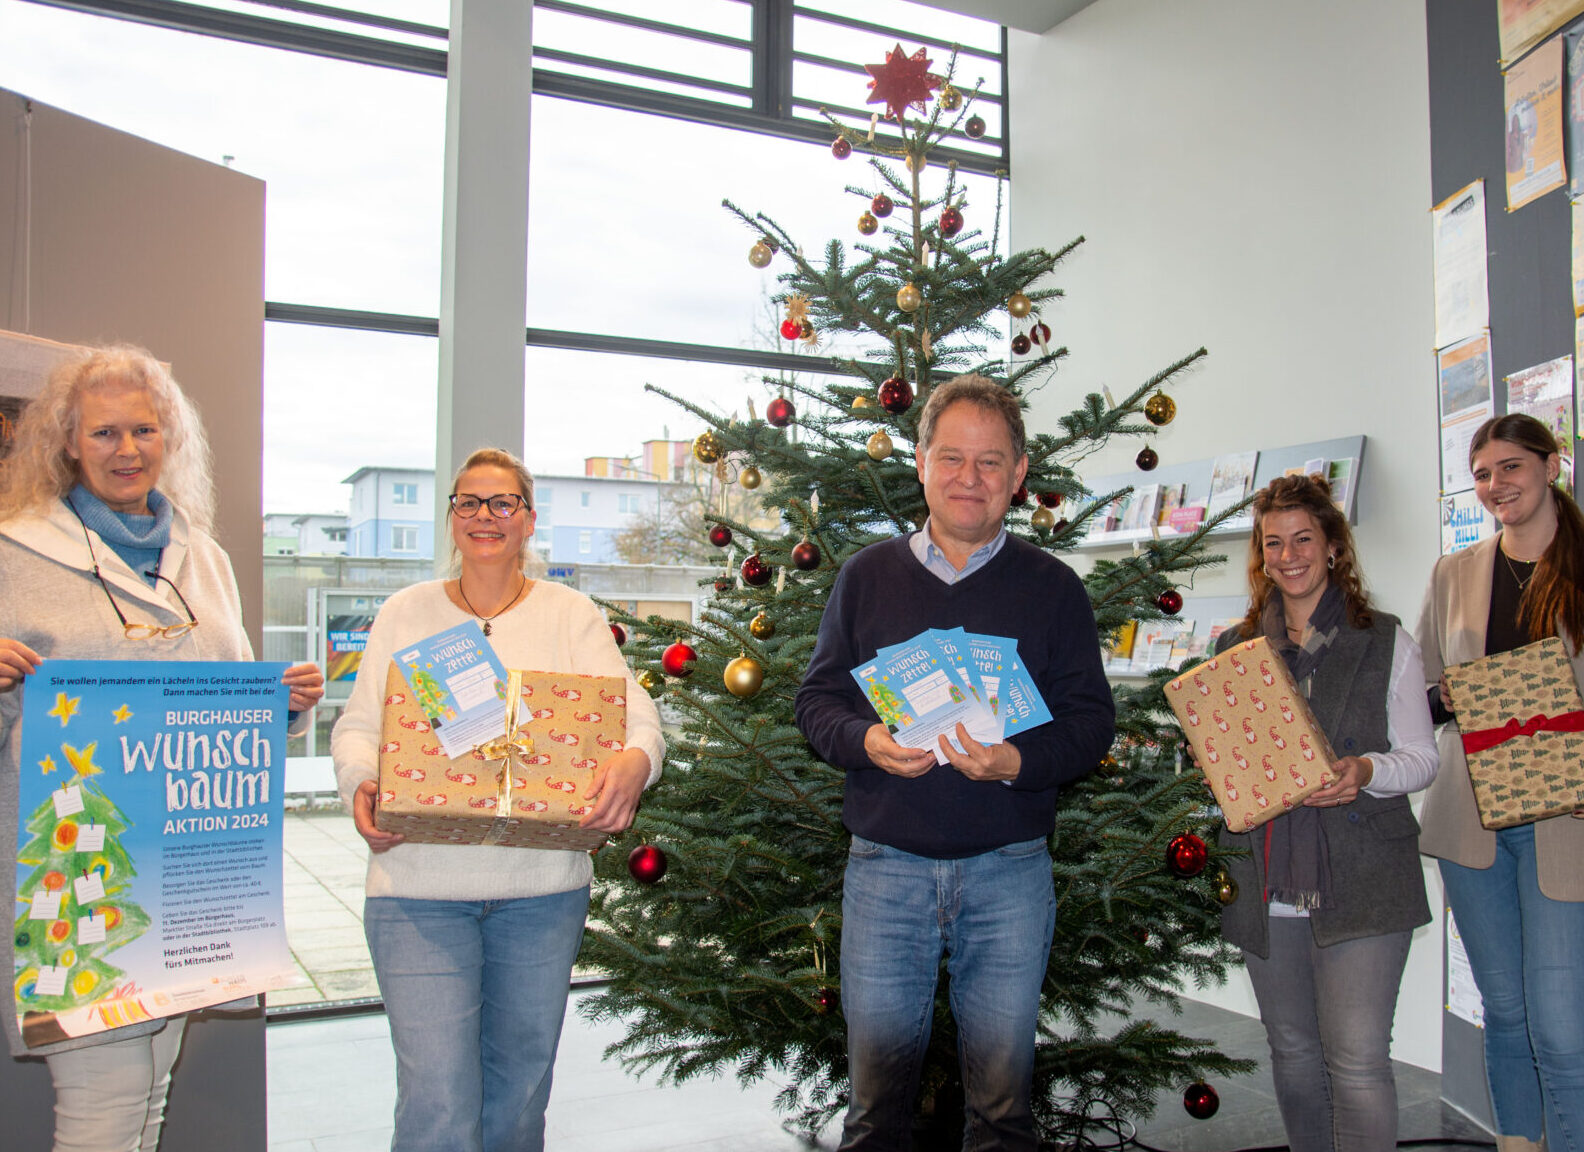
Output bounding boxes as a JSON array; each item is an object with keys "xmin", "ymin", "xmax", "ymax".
[{"xmin": 331, "ymin": 579, "xmax": 664, "ymax": 901}]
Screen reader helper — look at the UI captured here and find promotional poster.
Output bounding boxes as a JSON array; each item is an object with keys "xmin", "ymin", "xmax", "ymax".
[{"xmin": 13, "ymin": 660, "xmax": 292, "ymax": 1047}]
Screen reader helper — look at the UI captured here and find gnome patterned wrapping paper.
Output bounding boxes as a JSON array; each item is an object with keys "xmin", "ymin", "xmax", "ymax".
[
  {"xmin": 1446, "ymin": 636, "xmax": 1584, "ymax": 829},
  {"xmin": 374, "ymin": 663, "xmax": 625, "ymax": 850},
  {"xmin": 1164, "ymin": 636, "xmax": 1336, "ymax": 831}
]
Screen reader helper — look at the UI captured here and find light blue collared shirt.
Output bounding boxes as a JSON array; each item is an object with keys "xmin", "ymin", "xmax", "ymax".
[{"xmin": 909, "ymin": 519, "xmax": 1008, "ymax": 585}]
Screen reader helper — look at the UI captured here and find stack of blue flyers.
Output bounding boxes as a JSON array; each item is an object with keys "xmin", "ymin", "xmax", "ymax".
[{"xmin": 850, "ymin": 627, "xmax": 1053, "ymax": 764}]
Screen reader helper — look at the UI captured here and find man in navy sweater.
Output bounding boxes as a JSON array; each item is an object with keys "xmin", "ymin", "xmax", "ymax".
[{"xmin": 795, "ymin": 375, "xmax": 1115, "ymax": 1152}]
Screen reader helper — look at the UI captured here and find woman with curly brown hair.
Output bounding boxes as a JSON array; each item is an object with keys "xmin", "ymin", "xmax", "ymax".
[
  {"xmin": 1417, "ymin": 413, "xmax": 1584, "ymax": 1152},
  {"xmin": 1215, "ymin": 473, "xmax": 1437, "ymax": 1152}
]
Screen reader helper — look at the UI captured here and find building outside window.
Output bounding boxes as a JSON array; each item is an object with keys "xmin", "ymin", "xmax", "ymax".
[
  {"xmin": 392, "ymin": 481, "xmax": 417, "ymax": 504},
  {"xmin": 578, "ymin": 530, "xmax": 593, "ymax": 554},
  {"xmin": 390, "ymin": 525, "xmax": 418, "ymax": 553}
]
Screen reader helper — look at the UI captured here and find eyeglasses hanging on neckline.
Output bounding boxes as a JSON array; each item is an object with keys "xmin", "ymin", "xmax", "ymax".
[{"xmin": 68, "ymin": 502, "xmax": 200, "ymax": 641}]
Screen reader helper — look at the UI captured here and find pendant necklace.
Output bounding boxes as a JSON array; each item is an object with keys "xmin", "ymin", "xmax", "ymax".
[
  {"xmin": 1500, "ymin": 545, "xmax": 1537, "ymax": 592},
  {"xmin": 458, "ymin": 573, "xmax": 526, "ymax": 636}
]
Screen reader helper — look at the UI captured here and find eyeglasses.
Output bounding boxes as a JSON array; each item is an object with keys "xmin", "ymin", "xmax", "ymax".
[
  {"xmin": 68, "ymin": 500, "xmax": 200, "ymax": 640},
  {"xmin": 449, "ymin": 492, "xmax": 529, "ymax": 518}
]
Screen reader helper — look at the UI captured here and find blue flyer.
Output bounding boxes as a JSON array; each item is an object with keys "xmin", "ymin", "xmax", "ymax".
[
  {"xmin": 393, "ymin": 620, "xmax": 510, "ymax": 759},
  {"xmin": 853, "ymin": 635, "xmax": 997, "ymax": 763},
  {"xmin": 13, "ymin": 660, "xmax": 291, "ymax": 1047}
]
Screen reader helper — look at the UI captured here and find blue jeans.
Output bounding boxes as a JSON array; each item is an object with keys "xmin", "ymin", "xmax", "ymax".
[
  {"xmin": 839, "ymin": 835, "xmax": 1056, "ymax": 1152},
  {"xmin": 1440, "ymin": 824, "xmax": 1584, "ymax": 1150},
  {"xmin": 364, "ymin": 888, "xmax": 589, "ymax": 1152},
  {"xmin": 1242, "ymin": 920, "xmax": 1411, "ymax": 1152}
]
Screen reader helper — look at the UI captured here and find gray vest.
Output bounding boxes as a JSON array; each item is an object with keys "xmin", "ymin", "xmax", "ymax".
[{"xmin": 1216, "ymin": 614, "xmax": 1431, "ymax": 956}]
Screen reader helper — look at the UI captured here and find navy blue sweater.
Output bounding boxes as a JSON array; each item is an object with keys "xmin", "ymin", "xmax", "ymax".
[{"xmin": 795, "ymin": 534, "xmax": 1115, "ymax": 858}]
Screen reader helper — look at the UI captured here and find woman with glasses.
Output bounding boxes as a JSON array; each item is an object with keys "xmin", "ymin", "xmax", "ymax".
[
  {"xmin": 0, "ymin": 344, "xmax": 324, "ymax": 1151},
  {"xmin": 331, "ymin": 447, "xmax": 663, "ymax": 1152}
]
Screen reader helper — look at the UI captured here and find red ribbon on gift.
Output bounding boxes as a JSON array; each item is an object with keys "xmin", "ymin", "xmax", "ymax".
[{"xmin": 1461, "ymin": 710, "xmax": 1584, "ymax": 755}]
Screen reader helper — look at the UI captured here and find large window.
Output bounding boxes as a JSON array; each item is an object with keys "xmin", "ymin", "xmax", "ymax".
[{"xmin": 4, "ymin": 0, "xmax": 1005, "ymax": 1016}]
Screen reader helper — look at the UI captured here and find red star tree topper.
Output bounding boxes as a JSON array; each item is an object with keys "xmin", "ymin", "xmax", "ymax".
[{"xmin": 864, "ymin": 43, "xmax": 942, "ymax": 121}]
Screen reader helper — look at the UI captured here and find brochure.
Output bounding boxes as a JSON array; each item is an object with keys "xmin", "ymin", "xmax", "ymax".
[
  {"xmin": 853, "ymin": 634, "xmax": 994, "ymax": 764},
  {"xmin": 393, "ymin": 620, "xmax": 510, "ymax": 760}
]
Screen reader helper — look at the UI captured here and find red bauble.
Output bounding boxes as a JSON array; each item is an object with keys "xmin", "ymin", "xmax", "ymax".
[
  {"xmin": 1010, "ymin": 334, "xmax": 1031, "ymax": 356},
  {"xmin": 1136, "ymin": 446, "xmax": 1160, "ymax": 471},
  {"xmin": 1037, "ymin": 491, "xmax": 1062, "ymax": 508},
  {"xmin": 741, "ymin": 553, "xmax": 772, "ymax": 586},
  {"xmin": 791, "ymin": 540, "xmax": 821, "ymax": 570},
  {"xmin": 708, "ymin": 524, "xmax": 733, "ymax": 548},
  {"xmin": 878, "ymin": 376, "xmax": 914, "ymax": 414},
  {"xmin": 1053, "ymin": 517, "xmax": 1070, "ymax": 533},
  {"xmin": 1183, "ymin": 1082, "xmax": 1220, "ymax": 1120},
  {"xmin": 627, "ymin": 844, "xmax": 668, "ymax": 884},
  {"xmin": 661, "ymin": 641, "xmax": 698, "ymax": 678},
  {"xmin": 1011, "ymin": 484, "xmax": 1029, "ymax": 507},
  {"xmin": 780, "ymin": 318, "xmax": 802, "ymax": 341},
  {"xmin": 1166, "ymin": 832, "xmax": 1208, "ymax": 879},
  {"xmin": 609, "ymin": 623, "xmax": 627, "ymax": 646},
  {"xmin": 871, "ymin": 193, "xmax": 894, "ymax": 217},
  {"xmin": 1157, "ymin": 588, "xmax": 1184, "ymax": 616},
  {"xmin": 766, "ymin": 396, "xmax": 795, "ymax": 427},
  {"xmin": 831, "ymin": 136, "xmax": 852, "ymax": 159},
  {"xmin": 965, "ymin": 114, "xmax": 987, "ymax": 139},
  {"xmin": 1030, "ymin": 321, "xmax": 1052, "ymax": 346},
  {"xmin": 815, "ymin": 986, "xmax": 838, "ymax": 1015},
  {"xmin": 864, "ymin": 43, "xmax": 943, "ymax": 121},
  {"xmin": 939, "ymin": 206, "xmax": 963, "ymax": 237},
  {"xmin": 713, "ymin": 576, "xmax": 732, "ymax": 593}
]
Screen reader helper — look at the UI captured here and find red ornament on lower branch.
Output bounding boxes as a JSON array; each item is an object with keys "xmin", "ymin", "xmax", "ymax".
[
  {"xmin": 661, "ymin": 641, "xmax": 697, "ymax": 678},
  {"xmin": 708, "ymin": 524, "xmax": 733, "ymax": 548},
  {"xmin": 627, "ymin": 844, "xmax": 668, "ymax": 884},
  {"xmin": 1183, "ymin": 1081, "xmax": 1220, "ymax": 1119},
  {"xmin": 1157, "ymin": 588, "xmax": 1184, "ymax": 616},
  {"xmin": 766, "ymin": 396, "xmax": 795, "ymax": 427},
  {"xmin": 741, "ymin": 553, "xmax": 772, "ymax": 587},
  {"xmin": 1165, "ymin": 832, "xmax": 1208, "ymax": 878},
  {"xmin": 609, "ymin": 623, "xmax": 627, "ymax": 646}
]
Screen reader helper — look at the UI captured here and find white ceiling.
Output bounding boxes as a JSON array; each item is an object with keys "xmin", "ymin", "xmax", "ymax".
[{"xmin": 909, "ymin": 0, "xmax": 1102, "ymax": 35}]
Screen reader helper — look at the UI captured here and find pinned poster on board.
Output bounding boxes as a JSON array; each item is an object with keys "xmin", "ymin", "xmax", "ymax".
[
  {"xmin": 1506, "ymin": 356, "xmax": 1576, "ymax": 495},
  {"xmin": 1432, "ymin": 181, "xmax": 1490, "ymax": 349},
  {"xmin": 1505, "ymin": 36, "xmax": 1568, "ymax": 211},
  {"xmin": 1438, "ymin": 333, "xmax": 1496, "ymax": 494},
  {"xmin": 13, "ymin": 661, "xmax": 293, "ymax": 1048},
  {"xmin": 1500, "ymin": 0, "xmax": 1584, "ymax": 68}
]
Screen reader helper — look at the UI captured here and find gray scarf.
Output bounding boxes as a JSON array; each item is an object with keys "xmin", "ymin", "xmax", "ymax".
[{"xmin": 1259, "ymin": 582, "xmax": 1346, "ymax": 911}]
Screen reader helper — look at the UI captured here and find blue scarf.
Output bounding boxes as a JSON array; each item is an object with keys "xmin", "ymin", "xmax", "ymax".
[{"xmin": 68, "ymin": 484, "xmax": 173, "ymax": 588}]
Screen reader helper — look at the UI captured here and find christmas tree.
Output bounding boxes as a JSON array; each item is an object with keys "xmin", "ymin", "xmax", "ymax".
[
  {"xmin": 582, "ymin": 44, "xmax": 1253, "ymax": 1143},
  {"xmin": 14, "ymin": 742, "xmax": 151, "ymax": 1015}
]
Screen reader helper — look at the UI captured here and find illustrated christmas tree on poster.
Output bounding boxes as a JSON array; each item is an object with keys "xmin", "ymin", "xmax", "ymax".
[
  {"xmin": 581, "ymin": 38, "xmax": 1255, "ymax": 1143},
  {"xmin": 14, "ymin": 693, "xmax": 151, "ymax": 1018}
]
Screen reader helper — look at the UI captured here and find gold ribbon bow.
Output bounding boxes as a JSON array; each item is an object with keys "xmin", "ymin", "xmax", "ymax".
[{"xmin": 473, "ymin": 669, "xmax": 533, "ymax": 844}]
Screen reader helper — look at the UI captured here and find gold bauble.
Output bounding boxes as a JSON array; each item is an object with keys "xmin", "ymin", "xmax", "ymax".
[
  {"xmin": 739, "ymin": 464, "xmax": 762, "ymax": 490},
  {"xmin": 1214, "ymin": 869, "xmax": 1239, "ymax": 906},
  {"xmin": 866, "ymin": 430, "xmax": 893, "ymax": 460},
  {"xmin": 1031, "ymin": 506, "xmax": 1056, "ymax": 531},
  {"xmin": 1007, "ymin": 291, "xmax": 1033, "ymax": 318},
  {"xmin": 940, "ymin": 84, "xmax": 963, "ymax": 111},
  {"xmin": 896, "ymin": 283, "xmax": 922, "ymax": 312},
  {"xmin": 858, "ymin": 211, "xmax": 879, "ymax": 236},
  {"xmin": 748, "ymin": 241, "xmax": 773, "ymax": 268},
  {"xmin": 637, "ymin": 669, "xmax": 664, "ymax": 696},
  {"xmin": 852, "ymin": 395, "xmax": 873, "ymax": 409},
  {"xmin": 749, "ymin": 611, "xmax": 776, "ymax": 640},
  {"xmin": 692, "ymin": 430, "xmax": 723, "ymax": 464},
  {"xmin": 724, "ymin": 654, "xmax": 765, "ymax": 698},
  {"xmin": 1144, "ymin": 391, "xmax": 1177, "ymax": 426}
]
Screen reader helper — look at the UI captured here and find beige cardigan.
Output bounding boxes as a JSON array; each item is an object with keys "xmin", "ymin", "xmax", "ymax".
[{"xmin": 1415, "ymin": 533, "xmax": 1584, "ymax": 899}]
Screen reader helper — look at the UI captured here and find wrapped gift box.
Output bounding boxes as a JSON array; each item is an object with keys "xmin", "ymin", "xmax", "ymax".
[
  {"xmin": 1164, "ymin": 636, "xmax": 1335, "ymax": 831},
  {"xmin": 374, "ymin": 664, "xmax": 625, "ymax": 850},
  {"xmin": 1446, "ymin": 636, "xmax": 1584, "ymax": 829}
]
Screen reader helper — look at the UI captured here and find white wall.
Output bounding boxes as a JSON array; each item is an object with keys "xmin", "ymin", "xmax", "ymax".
[{"xmin": 1008, "ymin": 0, "xmax": 1445, "ymax": 1069}]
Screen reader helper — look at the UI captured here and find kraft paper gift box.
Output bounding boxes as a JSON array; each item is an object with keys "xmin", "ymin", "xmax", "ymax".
[
  {"xmin": 1164, "ymin": 636, "xmax": 1336, "ymax": 831},
  {"xmin": 1445, "ymin": 636, "xmax": 1584, "ymax": 829},
  {"xmin": 374, "ymin": 664, "xmax": 625, "ymax": 850}
]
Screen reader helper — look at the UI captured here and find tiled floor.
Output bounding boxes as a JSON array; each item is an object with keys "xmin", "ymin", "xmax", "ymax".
[{"xmin": 270, "ymin": 810, "xmax": 1494, "ymax": 1151}]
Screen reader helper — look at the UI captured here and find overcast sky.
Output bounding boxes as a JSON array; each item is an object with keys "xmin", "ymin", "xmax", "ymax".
[{"xmin": 0, "ymin": 0, "xmax": 1001, "ymax": 513}]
